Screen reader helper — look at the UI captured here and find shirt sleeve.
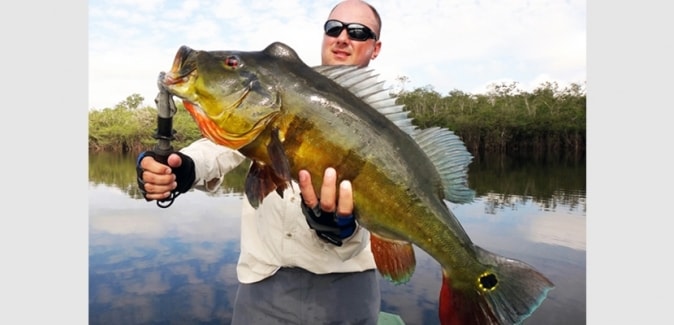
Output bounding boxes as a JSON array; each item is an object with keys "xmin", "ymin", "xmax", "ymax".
[{"xmin": 179, "ymin": 138, "xmax": 247, "ymax": 192}]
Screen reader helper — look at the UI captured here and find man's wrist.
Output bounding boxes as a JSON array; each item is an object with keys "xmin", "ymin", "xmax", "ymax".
[{"xmin": 172, "ymin": 152, "xmax": 196, "ymax": 193}]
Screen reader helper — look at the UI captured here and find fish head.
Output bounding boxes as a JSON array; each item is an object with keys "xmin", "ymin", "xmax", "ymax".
[{"xmin": 160, "ymin": 45, "xmax": 282, "ymax": 149}]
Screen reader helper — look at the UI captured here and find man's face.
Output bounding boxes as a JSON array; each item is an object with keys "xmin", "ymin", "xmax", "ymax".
[{"xmin": 321, "ymin": 1, "xmax": 381, "ymax": 68}]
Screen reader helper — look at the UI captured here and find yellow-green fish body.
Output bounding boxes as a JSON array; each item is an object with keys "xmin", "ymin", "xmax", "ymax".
[{"xmin": 161, "ymin": 42, "xmax": 553, "ymax": 325}]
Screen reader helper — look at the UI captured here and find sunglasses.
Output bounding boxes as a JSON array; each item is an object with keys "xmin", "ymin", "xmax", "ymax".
[{"xmin": 324, "ymin": 19, "xmax": 378, "ymax": 41}]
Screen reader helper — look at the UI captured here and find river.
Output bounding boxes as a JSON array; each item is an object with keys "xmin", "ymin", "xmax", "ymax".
[{"xmin": 89, "ymin": 151, "xmax": 586, "ymax": 324}]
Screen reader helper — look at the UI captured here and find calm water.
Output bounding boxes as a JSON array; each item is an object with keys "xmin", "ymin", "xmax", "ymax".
[{"xmin": 89, "ymin": 152, "xmax": 586, "ymax": 325}]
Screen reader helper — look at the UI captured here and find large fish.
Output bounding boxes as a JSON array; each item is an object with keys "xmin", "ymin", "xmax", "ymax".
[{"xmin": 160, "ymin": 42, "xmax": 554, "ymax": 324}]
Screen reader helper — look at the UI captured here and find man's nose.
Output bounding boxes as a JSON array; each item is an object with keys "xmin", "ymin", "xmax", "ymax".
[{"xmin": 336, "ymin": 29, "xmax": 350, "ymax": 42}]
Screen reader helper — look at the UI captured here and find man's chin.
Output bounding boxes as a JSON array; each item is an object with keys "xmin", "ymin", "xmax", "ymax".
[{"xmin": 326, "ymin": 56, "xmax": 352, "ymax": 66}]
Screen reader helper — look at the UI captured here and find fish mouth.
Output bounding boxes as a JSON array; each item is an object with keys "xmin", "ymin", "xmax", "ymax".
[
  {"xmin": 160, "ymin": 45, "xmax": 198, "ymax": 90},
  {"xmin": 157, "ymin": 46, "xmax": 203, "ymax": 134}
]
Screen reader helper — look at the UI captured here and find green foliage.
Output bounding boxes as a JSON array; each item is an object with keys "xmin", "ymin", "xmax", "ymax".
[
  {"xmin": 88, "ymin": 151, "xmax": 143, "ymax": 198},
  {"xmin": 397, "ymin": 81, "xmax": 586, "ymax": 159},
  {"xmin": 89, "ymin": 93, "xmax": 202, "ymax": 153},
  {"xmin": 115, "ymin": 93, "xmax": 145, "ymax": 110},
  {"xmin": 89, "ymin": 80, "xmax": 586, "ymax": 160}
]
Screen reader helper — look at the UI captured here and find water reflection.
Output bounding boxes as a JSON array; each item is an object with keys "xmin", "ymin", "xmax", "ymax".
[
  {"xmin": 90, "ymin": 187, "xmax": 243, "ymax": 324},
  {"xmin": 463, "ymin": 192, "xmax": 587, "ymax": 251},
  {"xmin": 89, "ymin": 153, "xmax": 586, "ymax": 324}
]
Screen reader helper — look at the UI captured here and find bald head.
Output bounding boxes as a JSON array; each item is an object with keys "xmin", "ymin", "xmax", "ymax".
[
  {"xmin": 329, "ymin": 0, "xmax": 381, "ymax": 38},
  {"xmin": 321, "ymin": 0, "xmax": 382, "ymax": 67}
]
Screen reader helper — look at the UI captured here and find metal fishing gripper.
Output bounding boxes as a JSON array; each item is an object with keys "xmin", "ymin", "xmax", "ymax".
[{"xmin": 153, "ymin": 72, "xmax": 179, "ymax": 208}]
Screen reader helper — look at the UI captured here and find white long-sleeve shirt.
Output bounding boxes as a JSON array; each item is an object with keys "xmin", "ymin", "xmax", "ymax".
[{"xmin": 180, "ymin": 138, "xmax": 377, "ymax": 284}]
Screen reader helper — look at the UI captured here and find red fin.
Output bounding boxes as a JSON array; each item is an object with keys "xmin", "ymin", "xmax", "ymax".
[
  {"xmin": 438, "ymin": 246, "xmax": 554, "ymax": 324},
  {"xmin": 439, "ymin": 273, "xmax": 499, "ymax": 325},
  {"xmin": 370, "ymin": 233, "xmax": 416, "ymax": 284}
]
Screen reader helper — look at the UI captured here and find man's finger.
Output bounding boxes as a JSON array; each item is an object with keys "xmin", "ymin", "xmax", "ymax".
[
  {"xmin": 140, "ymin": 156, "xmax": 171, "ymax": 174},
  {"xmin": 320, "ymin": 168, "xmax": 337, "ymax": 212},
  {"xmin": 299, "ymin": 170, "xmax": 318, "ymax": 208},
  {"xmin": 336, "ymin": 180, "xmax": 353, "ymax": 217}
]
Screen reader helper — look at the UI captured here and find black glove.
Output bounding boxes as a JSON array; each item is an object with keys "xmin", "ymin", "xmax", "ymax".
[
  {"xmin": 300, "ymin": 194, "xmax": 358, "ymax": 247},
  {"xmin": 136, "ymin": 151, "xmax": 196, "ymax": 199}
]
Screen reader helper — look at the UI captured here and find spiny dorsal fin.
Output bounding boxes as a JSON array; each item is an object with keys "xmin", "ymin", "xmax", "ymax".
[
  {"xmin": 314, "ymin": 65, "xmax": 416, "ymax": 133},
  {"xmin": 412, "ymin": 127, "xmax": 475, "ymax": 203},
  {"xmin": 313, "ymin": 65, "xmax": 475, "ymax": 204}
]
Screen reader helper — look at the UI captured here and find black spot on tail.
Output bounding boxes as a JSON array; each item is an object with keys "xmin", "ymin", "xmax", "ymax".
[{"xmin": 479, "ymin": 272, "xmax": 498, "ymax": 291}]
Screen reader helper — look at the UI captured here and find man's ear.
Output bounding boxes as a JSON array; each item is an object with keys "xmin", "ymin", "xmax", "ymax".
[{"xmin": 371, "ymin": 41, "xmax": 381, "ymax": 60}]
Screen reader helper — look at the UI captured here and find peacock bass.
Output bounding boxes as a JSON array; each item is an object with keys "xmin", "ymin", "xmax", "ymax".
[{"xmin": 160, "ymin": 42, "xmax": 553, "ymax": 325}]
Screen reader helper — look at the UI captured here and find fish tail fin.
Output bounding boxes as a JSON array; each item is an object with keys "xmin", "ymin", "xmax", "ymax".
[{"xmin": 439, "ymin": 246, "xmax": 554, "ymax": 325}]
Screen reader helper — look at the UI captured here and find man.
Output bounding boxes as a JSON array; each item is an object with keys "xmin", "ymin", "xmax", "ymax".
[{"xmin": 137, "ymin": 1, "xmax": 383, "ymax": 323}]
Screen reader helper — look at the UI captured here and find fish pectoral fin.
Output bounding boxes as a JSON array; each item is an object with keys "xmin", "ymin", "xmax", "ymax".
[
  {"xmin": 244, "ymin": 161, "xmax": 290, "ymax": 208},
  {"xmin": 370, "ymin": 233, "xmax": 416, "ymax": 285},
  {"xmin": 244, "ymin": 128, "xmax": 293, "ymax": 208},
  {"xmin": 267, "ymin": 128, "xmax": 292, "ymax": 186}
]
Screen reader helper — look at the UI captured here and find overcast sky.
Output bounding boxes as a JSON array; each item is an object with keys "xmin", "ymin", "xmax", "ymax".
[{"xmin": 88, "ymin": 0, "xmax": 586, "ymax": 109}]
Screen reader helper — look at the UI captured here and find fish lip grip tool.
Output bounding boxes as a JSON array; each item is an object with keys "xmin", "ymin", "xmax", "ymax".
[{"xmin": 153, "ymin": 71, "xmax": 179, "ymax": 208}]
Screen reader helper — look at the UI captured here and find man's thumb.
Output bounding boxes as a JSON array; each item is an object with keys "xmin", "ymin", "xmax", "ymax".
[{"xmin": 167, "ymin": 153, "xmax": 183, "ymax": 168}]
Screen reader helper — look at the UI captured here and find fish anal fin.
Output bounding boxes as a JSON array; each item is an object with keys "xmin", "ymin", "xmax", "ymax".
[{"xmin": 370, "ymin": 233, "xmax": 416, "ymax": 285}]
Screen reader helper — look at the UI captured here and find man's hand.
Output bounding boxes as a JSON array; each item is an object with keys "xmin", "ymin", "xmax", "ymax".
[
  {"xmin": 298, "ymin": 167, "xmax": 357, "ymax": 246},
  {"xmin": 299, "ymin": 167, "xmax": 354, "ymax": 216},
  {"xmin": 136, "ymin": 152, "xmax": 195, "ymax": 201}
]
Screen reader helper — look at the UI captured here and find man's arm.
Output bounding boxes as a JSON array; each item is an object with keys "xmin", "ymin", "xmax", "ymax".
[{"xmin": 179, "ymin": 138, "xmax": 247, "ymax": 192}]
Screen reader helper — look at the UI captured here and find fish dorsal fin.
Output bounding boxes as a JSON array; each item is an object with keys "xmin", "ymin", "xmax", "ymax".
[
  {"xmin": 313, "ymin": 65, "xmax": 475, "ymax": 204},
  {"xmin": 314, "ymin": 65, "xmax": 416, "ymax": 133},
  {"xmin": 412, "ymin": 127, "xmax": 475, "ymax": 203}
]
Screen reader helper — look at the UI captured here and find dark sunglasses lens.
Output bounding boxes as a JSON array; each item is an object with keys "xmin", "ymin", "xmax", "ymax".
[
  {"xmin": 324, "ymin": 20, "xmax": 344, "ymax": 37},
  {"xmin": 347, "ymin": 26, "xmax": 370, "ymax": 41},
  {"xmin": 324, "ymin": 20, "xmax": 375, "ymax": 41}
]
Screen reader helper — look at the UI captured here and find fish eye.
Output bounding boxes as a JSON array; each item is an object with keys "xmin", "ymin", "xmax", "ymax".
[{"xmin": 224, "ymin": 55, "xmax": 242, "ymax": 69}]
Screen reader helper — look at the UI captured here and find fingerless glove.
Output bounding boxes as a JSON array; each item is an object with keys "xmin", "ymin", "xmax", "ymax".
[
  {"xmin": 300, "ymin": 194, "xmax": 358, "ymax": 247},
  {"xmin": 136, "ymin": 151, "xmax": 196, "ymax": 197}
]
